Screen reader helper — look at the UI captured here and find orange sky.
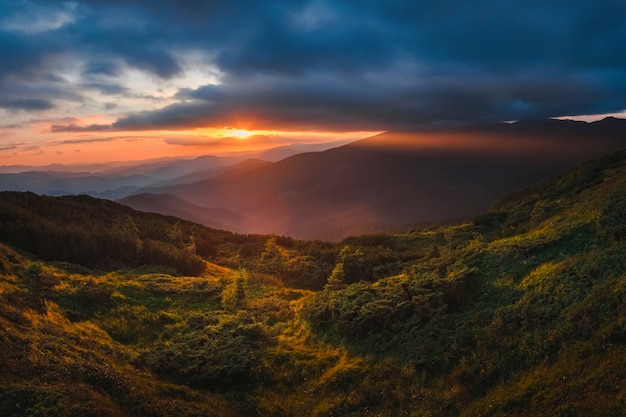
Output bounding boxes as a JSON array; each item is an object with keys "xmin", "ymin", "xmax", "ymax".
[
  {"xmin": 0, "ymin": 118, "xmax": 380, "ymax": 167},
  {"xmin": 3, "ymin": 109, "xmax": 625, "ymax": 167}
]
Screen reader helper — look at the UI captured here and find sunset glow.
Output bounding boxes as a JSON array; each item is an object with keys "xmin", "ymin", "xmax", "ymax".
[
  {"xmin": 229, "ymin": 129, "xmax": 254, "ymax": 139},
  {"xmin": 0, "ymin": 119, "xmax": 381, "ymax": 167},
  {"xmin": 0, "ymin": 1, "xmax": 625, "ymax": 168}
]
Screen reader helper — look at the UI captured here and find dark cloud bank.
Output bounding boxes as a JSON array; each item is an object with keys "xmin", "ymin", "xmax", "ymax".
[{"xmin": 2, "ymin": 0, "xmax": 626, "ymax": 130}]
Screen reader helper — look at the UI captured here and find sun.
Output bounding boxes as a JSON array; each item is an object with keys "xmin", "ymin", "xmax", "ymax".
[{"xmin": 230, "ymin": 129, "xmax": 254, "ymax": 139}]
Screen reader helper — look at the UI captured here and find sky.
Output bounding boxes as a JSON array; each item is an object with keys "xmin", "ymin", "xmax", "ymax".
[{"xmin": 1, "ymin": 0, "xmax": 626, "ymax": 166}]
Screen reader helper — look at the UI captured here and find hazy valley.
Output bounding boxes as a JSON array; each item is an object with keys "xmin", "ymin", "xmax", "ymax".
[{"xmin": 4, "ymin": 118, "xmax": 626, "ymax": 240}]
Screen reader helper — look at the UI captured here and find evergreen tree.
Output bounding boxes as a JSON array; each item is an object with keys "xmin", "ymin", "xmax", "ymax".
[{"xmin": 325, "ymin": 262, "xmax": 346, "ymax": 291}]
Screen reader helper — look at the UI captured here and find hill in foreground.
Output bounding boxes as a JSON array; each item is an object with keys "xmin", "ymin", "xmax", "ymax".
[{"xmin": 1, "ymin": 149, "xmax": 626, "ymax": 415}]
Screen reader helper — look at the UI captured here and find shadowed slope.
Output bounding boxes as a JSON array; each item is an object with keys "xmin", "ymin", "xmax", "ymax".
[{"xmin": 118, "ymin": 193, "xmax": 250, "ymax": 233}]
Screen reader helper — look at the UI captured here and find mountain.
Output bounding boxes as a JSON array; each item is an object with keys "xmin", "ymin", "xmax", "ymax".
[
  {"xmin": 0, "ymin": 157, "xmax": 194, "ymax": 174},
  {"xmin": 100, "ymin": 154, "xmax": 231, "ymax": 178},
  {"xmin": 2, "ymin": 148, "xmax": 626, "ymax": 415},
  {"xmin": 131, "ymin": 117, "xmax": 626, "ymax": 240},
  {"xmin": 0, "ymin": 142, "xmax": 353, "ymax": 200},
  {"xmin": 247, "ymin": 138, "xmax": 357, "ymax": 161},
  {"xmin": 153, "ymin": 158, "xmax": 273, "ymax": 187},
  {"xmin": 6, "ymin": 118, "xmax": 625, "ymax": 241},
  {"xmin": 0, "ymin": 171, "xmax": 159, "ymax": 199}
]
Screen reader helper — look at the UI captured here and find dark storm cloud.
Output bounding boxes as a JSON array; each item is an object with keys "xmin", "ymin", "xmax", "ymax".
[
  {"xmin": 0, "ymin": 31, "xmax": 61, "ymax": 81},
  {"xmin": 0, "ymin": 97, "xmax": 55, "ymax": 112},
  {"xmin": 109, "ymin": 66, "xmax": 626, "ymax": 131},
  {"xmin": 58, "ymin": 136, "xmax": 121, "ymax": 145},
  {"xmin": 2, "ymin": 0, "xmax": 626, "ymax": 127},
  {"xmin": 82, "ymin": 61, "xmax": 121, "ymax": 77},
  {"xmin": 80, "ymin": 82, "xmax": 129, "ymax": 95},
  {"xmin": 51, "ymin": 123, "xmax": 112, "ymax": 133}
]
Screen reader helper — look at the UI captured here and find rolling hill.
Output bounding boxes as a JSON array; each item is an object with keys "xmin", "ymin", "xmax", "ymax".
[
  {"xmin": 117, "ymin": 193, "xmax": 250, "ymax": 233},
  {"xmin": 1, "ymin": 148, "xmax": 626, "ymax": 415}
]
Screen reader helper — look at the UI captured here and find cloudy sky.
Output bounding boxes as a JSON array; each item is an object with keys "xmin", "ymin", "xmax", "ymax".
[{"xmin": 1, "ymin": 0, "xmax": 626, "ymax": 166}]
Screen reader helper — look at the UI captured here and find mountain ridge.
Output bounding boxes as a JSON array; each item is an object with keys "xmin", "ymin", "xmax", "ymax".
[
  {"xmin": 125, "ymin": 117, "xmax": 626, "ymax": 240},
  {"xmin": 117, "ymin": 192, "xmax": 250, "ymax": 233}
]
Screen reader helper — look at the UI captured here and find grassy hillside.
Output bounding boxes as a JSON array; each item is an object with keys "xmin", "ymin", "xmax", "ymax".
[
  {"xmin": 0, "ymin": 192, "xmax": 337, "ymax": 289},
  {"xmin": 1, "ymin": 150, "xmax": 626, "ymax": 415}
]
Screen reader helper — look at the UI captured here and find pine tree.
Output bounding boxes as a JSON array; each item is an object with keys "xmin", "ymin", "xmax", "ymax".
[{"xmin": 325, "ymin": 262, "xmax": 346, "ymax": 291}]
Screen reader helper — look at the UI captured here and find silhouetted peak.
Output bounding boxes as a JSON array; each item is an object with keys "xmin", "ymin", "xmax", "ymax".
[
  {"xmin": 592, "ymin": 116, "xmax": 626, "ymax": 126},
  {"xmin": 589, "ymin": 116, "xmax": 626, "ymax": 137},
  {"xmin": 597, "ymin": 116, "xmax": 621, "ymax": 122}
]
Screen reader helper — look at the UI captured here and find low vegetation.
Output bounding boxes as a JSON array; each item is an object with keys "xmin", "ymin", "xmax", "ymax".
[{"xmin": 1, "ymin": 150, "xmax": 626, "ymax": 415}]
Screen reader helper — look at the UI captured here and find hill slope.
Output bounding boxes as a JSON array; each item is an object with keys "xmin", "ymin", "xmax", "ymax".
[
  {"xmin": 133, "ymin": 117, "xmax": 626, "ymax": 240},
  {"xmin": 117, "ymin": 193, "xmax": 250, "ymax": 234},
  {"xmin": 1, "ymin": 149, "xmax": 626, "ymax": 415},
  {"xmin": 304, "ymin": 149, "xmax": 626, "ymax": 415}
]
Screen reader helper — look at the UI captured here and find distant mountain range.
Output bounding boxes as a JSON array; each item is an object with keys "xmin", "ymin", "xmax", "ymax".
[
  {"xmin": 121, "ymin": 117, "xmax": 626, "ymax": 239},
  {"xmin": 3, "ymin": 117, "xmax": 626, "ymax": 240},
  {"xmin": 0, "ymin": 141, "xmax": 350, "ymax": 199}
]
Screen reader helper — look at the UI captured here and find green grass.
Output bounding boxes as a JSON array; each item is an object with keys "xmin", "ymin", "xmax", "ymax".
[{"xmin": 2, "ymin": 150, "xmax": 626, "ymax": 415}]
